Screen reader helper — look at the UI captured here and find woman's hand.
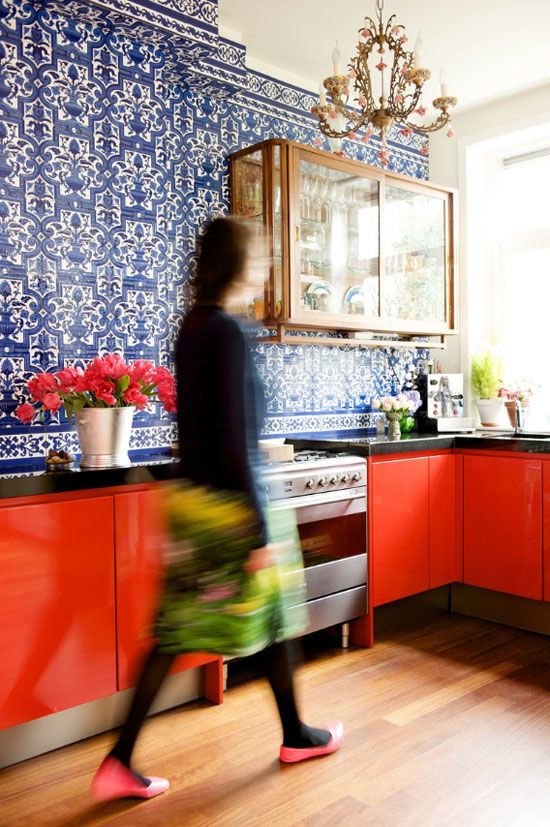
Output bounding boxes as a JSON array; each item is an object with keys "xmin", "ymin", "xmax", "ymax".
[{"xmin": 243, "ymin": 544, "xmax": 274, "ymax": 572}]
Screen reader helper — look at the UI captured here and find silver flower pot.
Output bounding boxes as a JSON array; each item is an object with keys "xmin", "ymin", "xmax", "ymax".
[{"xmin": 76, "ymin": 407, "xmax": 135, "ymax": 468}]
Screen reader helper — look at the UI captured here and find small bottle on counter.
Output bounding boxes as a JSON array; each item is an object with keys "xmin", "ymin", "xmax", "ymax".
[{"xmin": 376, "ymin": 416, "xmax": 386, "ymax": 435}]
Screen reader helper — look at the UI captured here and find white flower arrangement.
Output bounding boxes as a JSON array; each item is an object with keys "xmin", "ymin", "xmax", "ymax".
[{"xmin": 372, "ymin": 391, "xmax": 420, "ymax": 415}]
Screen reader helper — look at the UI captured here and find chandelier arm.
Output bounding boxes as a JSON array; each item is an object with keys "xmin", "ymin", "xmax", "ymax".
[
  {"xmin": 352, "ymin": 58, "xmax": 376, "ymax": 115},
  {"xmin": 404, "ymin": 111, "xmax": 451, "ymax": 134}
]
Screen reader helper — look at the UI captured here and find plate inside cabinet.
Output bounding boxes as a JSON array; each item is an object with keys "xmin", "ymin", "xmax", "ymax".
[{"xmin": 343, "ymin": 284, "xmax": 365, "ymax": 315}]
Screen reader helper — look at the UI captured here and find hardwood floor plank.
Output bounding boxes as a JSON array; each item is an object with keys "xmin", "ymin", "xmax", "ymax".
[
  {"xmin": 383, "ymin": 661, "xmax": 521, "ymax": 725},
  {"xmin": 1, "ymin": 616, "xmax": 549, "ymax": 827}
]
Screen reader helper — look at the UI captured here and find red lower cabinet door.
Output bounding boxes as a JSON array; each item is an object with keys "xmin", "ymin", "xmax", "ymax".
[
  {"xmin": 114, "ymin": 491, "xmax": 222, "ymax": 696},
  {"xmin": 463, "ymin": 456, "xmax": 542, "ymax": 599},
  {"xmin": 0, "ymin": 496, "xmax": 116, "ymax": 729},
  {"xmin": 372, "ymin": 457, "xmax": 430, "ymax": 606},
  {"xmin": 543, "ymin": 462, "xmax": 550, "ymax": 601},
  {"xmin": 429, "ymin": 454, "xmax": 456, "ymax": 588}
]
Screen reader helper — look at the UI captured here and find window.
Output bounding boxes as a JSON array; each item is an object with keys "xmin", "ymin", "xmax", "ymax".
[
  {"xmin": 493, "ymin": 149, "xmax": 550, "ymax": 426},
  {"xmin": 466, "ymin": 127, "xmax": 550, "ymax": 429}
]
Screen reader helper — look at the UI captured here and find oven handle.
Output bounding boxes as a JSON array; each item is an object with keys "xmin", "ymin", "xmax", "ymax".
[{"xmin": 269, "ymin": 487, "xmax": 366, "ymax": 513}]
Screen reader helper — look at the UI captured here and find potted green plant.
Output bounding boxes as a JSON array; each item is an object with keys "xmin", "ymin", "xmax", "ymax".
[{"xmin": 470, "ymin": 350, "xmax": 504, "ymax": 427}]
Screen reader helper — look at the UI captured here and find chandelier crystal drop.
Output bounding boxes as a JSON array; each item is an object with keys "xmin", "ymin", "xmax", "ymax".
[{"xmin": 311, "ymin": 0, "xmax": 457, "ymax": 164}]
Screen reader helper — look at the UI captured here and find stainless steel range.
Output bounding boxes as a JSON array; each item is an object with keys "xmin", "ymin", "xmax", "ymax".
[{"xmin": 264, "ymin": 450, "xmax": 367, "ymax": 646}]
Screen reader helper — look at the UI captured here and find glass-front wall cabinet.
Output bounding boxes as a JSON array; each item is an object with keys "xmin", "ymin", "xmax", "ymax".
[{"xmin": 230, "ymin": 140, "xmax": 457, "ymax": 336}]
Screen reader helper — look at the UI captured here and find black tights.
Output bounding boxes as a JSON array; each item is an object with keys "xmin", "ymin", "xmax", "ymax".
[{"xmin": 110, "ymin": 640, "xmax": 328, "ymax": 769}]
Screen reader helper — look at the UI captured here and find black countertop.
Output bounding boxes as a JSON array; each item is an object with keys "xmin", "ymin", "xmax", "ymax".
[
  {"xmin": 0, "ymin": 454, "xmax": 179, "ymax": 501},
  {"xmin": 2, "ymin": 431, "xmax": 550, "ymax": 501},
  {"xmin": 289, "ymin": 430, "xmax": 550, "ymax": 457}
]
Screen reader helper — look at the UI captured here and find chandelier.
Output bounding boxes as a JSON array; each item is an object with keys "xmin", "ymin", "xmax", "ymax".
[{"xmin": 311, "ymin": 0, "xmax": 457, "ymax": 165}]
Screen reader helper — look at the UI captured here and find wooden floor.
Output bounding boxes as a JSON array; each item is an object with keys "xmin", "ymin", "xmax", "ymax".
[{"xmin": 1, "ymin": 615, "xmax": 550, "ymax": 827}]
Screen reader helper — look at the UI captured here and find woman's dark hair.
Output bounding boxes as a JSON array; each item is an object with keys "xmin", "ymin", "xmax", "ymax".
[{"xmin": 194, "ymin": 216, "xmax": 251, "ymax": 304}]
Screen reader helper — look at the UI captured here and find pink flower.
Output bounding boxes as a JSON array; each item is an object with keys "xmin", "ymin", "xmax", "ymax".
[
  {"xmin": 361, "ymin": 133, "xmax": 370, "ymax": 143},
  {"xmin": 361, "ymin": 28, "xmax": 371, "ymax": 38},
  {"xmin": 124, "ymin": 383, "xmax": 149, "ymax": 410},
  {"xmin": 376, "ymin": 61, "xmax": 387, "ymax": 71},
  {"xmin": 348, "ymin": 131, "xmax": 357, "ymax": 140},
  {"xmin": 395, "ymin": 93, "xmax": 404, "ymax": 104},
  {"xmin": 415, "ymin": 105, "xmax": 427, "ymax": 116},
  {"xmin": 91, "ymin": 354, "xmax": 129, "ymax": 381},
  {"xmin": 92, "ymin": 379, "xmax": 117, "ymax": 406},
  {"xmin": 400, "ymin": 35, "xmax": 408, "ymax": 43},
  {"xmin": 420, "ymin": 145, "xmax": 429, "ymax": 156},
  {"xmin": 400, "ymin": 127, "xmax": 412, "ymax": 137},
  {"xmin": 343, "ymin": 87, "xmax": 350, "ymax": 96},
  {"xmin": 330, "ymin": 111, "xmax": 338, "ymax": 120},
  {"xmin": 357, "ymin": 96, "xmax": 366, "ymax": 107},
  {"xmin": 55, "ymin": 366, "xmax": 83, "ymax": 392},
  {"xmin": 446, "ymin": 128, "xmax": 454, "ymax": 138},
  {"xmin": 313, "ymin": 136, "xmax": 322, "ymax": 147},
  {"xmin": 129, "ymin": 359, "xmax": 155, "ymax": 385},
  {"xmin": 15, "ymin": 402, "xmax": 36, "ymax": 423},
  {"xmin": 377, "ymin": 150, "xmax": 390, "ymax": 165},
  {"xmin": 42, "ymin": 392, "xmax": 63, "ymax": 413},
  {"xmin": 28, "ymin": 372, "xmax": 57, "ymax": 402}
]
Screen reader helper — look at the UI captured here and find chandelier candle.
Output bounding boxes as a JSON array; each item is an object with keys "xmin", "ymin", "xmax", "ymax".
[{"xmin": 311, "ymin": 0, "xmax": 457, "ymax": 165}]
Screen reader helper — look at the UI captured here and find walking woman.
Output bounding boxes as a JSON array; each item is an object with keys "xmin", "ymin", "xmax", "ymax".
[{"xmin": 91, "ymin": 217, "xmax": 343, "ymax": 802}]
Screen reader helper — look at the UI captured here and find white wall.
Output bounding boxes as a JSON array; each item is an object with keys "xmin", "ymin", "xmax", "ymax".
[{"xmin": 428, "ymin": 82, "xmax": 550, "ymax": 377}]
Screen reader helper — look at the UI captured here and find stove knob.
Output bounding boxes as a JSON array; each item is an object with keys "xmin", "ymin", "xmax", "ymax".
[
  {"xmin": 341, "ymin": 474, "xmax": 350, "ymax": 484},
  {"xmin": 305, "ymin": 479, "xmax": 314, "ymax": 489},
  {"xmin": 329, "ymin": 476, "xmax": 339, "ymax": 485},
  {"xmin": 318, "ymin": 477, "xmax": 327, "ymax": 487},
  {"xmin": 351, "ymin": 472, "xmax": 361, "ymax": 482}
]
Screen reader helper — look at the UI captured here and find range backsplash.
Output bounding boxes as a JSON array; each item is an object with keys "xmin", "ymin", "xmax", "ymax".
[{"xmin": 0, "ymin": 0, "xmax": 429, "ymax": 465}]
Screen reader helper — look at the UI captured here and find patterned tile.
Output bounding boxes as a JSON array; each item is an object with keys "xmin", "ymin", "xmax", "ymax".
[{"xmin": 0, "ymin": 0, "xmax": 429, "ymax": 466}]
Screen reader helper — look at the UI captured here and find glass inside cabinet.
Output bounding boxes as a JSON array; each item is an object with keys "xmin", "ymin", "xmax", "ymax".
[
  {"xmin": 383, "ymin": 185, "xmax": 447, "ymax": 323},
  {"xmin": 231, "ymin": 148, "xmax": 267, "ymax": 320},
  {"xmin": 296, "ymin": 157, "xmax": 380, "ymax": 321}
]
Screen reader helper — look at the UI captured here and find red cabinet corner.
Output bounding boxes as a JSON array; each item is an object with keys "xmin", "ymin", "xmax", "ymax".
[{"xmin": 0, "ymin": 496, "xmax": 116, "ymax": 729}]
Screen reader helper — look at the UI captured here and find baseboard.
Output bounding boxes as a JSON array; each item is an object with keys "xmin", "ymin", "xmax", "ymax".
[
  {"xmin": 0, "ymin": 667, "xmax": 202, "ymax": 769},
  {"xmin": 451, "ymin": 584, "xmax": 550, "ymax": 637}
]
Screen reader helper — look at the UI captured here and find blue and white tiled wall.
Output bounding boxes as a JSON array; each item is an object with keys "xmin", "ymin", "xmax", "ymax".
[{"xmin": 0, "ymin": 0, "xmax": 429, "ymax": 465}]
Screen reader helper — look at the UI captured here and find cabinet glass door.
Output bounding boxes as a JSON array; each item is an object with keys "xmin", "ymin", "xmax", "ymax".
[
  {"xmin": 232, "ymin": 149, "xmax": 267, "ymax": 320},
  {"xmin": 272, "ymin": 144, "xmax": 283, "ymax": 318},
  {"xmin": 297, "ymin": 158, "xmax": 380, "ymax": 320},
  {"xmin": 383, "ymin": 185, "xmax": 447, "ymax": 323}
]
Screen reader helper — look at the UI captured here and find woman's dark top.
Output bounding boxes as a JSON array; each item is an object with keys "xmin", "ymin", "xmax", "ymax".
[{"xmin": 175, "ymin": 304, "xmax": 267, "ymax": 542}]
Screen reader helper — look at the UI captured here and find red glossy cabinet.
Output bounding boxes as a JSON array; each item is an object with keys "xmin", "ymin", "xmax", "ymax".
[
  {"xmin": 372, "ymin": 456, "xmax": 430, "ymax": 606},
  {"xmin": 114, "ymin": 491, "xmax": 222, "ymax": 702},
  {"xmin": 429, "ymin": 454, "xmax": 457, "ymax": 588},
  {"xmin": 371, "ymin": 453, "xmax": 457, "ymax": 606},
  {"xmin": 463, "ymin": 455, "xmax": 542, "ymax": 600},
  {"xmin": 0, "ymin": 496, "xmax": 116, "ymax": 729},
  {"xmin": 543, "ymin": 462, "xmax": 550, "ymax": 602}
]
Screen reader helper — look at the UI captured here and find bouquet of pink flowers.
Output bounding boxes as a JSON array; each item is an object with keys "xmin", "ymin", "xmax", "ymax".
[
  {"xmin": 497, "ymin": 383, "xmax": 533, "ymax": 403},
  {"xmin": 15, "ymin": 354, "xmax": 177, "ymax": 424},
  {"xmin": 372, "ymin": 391, "xmax": 421, "ymax": 416}
]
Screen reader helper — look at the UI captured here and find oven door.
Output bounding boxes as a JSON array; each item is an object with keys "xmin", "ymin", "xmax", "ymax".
[{"xmin": 269, "ymin": 488, "xmax": 367, "ymax": 601}]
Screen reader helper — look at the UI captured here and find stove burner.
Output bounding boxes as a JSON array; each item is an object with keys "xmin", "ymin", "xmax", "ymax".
[{"xmin": 292, "ymin": 450, "xmax": 353, "ymax": 463}]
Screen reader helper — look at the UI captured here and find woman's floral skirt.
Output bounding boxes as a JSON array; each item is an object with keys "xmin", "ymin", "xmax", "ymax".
[{"xmin": 154, "ymin": 482, "xmax": 308, "ymax": 657}]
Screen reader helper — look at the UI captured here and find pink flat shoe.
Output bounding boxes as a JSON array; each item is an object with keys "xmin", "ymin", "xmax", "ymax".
[
  {"xmin": 90, "ymin": 755, "xmax": 170, "ymax": 802},
  {"xmin": 279, "ymin": 721, "xmax": 344, "ymax": 764}
]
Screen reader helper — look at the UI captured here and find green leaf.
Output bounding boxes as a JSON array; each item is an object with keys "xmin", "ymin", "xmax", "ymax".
[
  {"xmin": 64, "ymin": 401, "xmax": 74, "ymax": 421},
  {"xmin": 116, "ymin": 374, "xmax": 131, "ymax": 395}
]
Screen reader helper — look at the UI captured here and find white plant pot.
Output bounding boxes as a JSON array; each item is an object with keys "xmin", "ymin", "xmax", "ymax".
[
  {"xmin": 475, "ymin": 398, "xmax": 505, "ymax": 428},
  {"xmin": 76, "ymin": 407, "xmax": 135, "ymax": 468}
]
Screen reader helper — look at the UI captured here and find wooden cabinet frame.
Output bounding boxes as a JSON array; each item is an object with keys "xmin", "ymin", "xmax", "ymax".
[{"xmin": 230, "ymin": 139, "xmax": 458, "ymax": 340}]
